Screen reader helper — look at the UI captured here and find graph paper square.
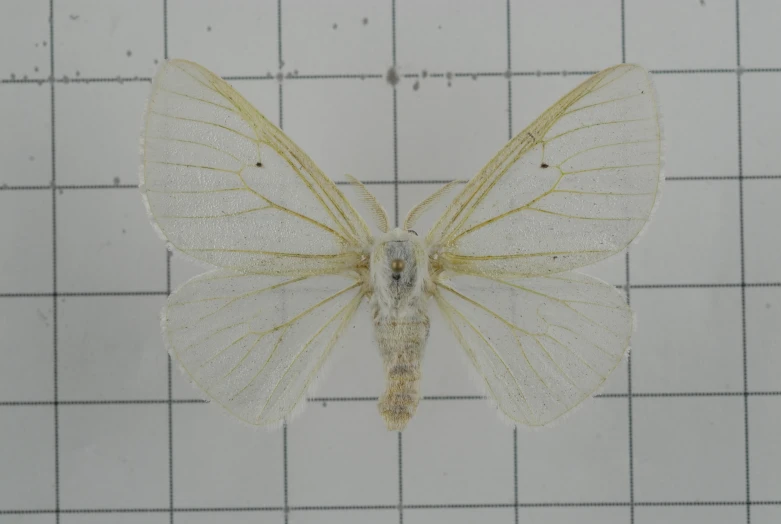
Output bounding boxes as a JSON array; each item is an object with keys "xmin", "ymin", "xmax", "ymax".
[
  {"xmin": 289, "ymin": 509, "xmax": 398, "ymax": 524},
  {"xmin": 284, "ymin": 79, "xmax": 393, "ymax": 183},
  {"xmin": 398, "ymin": 78, "xmax": 507, "ymax": 181},
  {"xmin": 517, "ymin": 507, "xmax": 630, "ymax": 524},
  {"xmin": 746, "ymin": 288, "xmax": 781, "ymax": 391},
  {"xmin": 742, "ymin": 74, "xmax": 781, "ymax": 175},
  {"xmin": 748, "ymin": 396, "xmax": 781, "ymax": 499},
  {"xmin": 169, "ymin": 250, "xmax": 210, "ymax": 292},
  {"xmin": 53, "ymin": 0, "xmax": 162, "ymax": 79},
  {"xmin": 175, "ymin": 513, "xmax": 283, "ymax": 524},
  {"xmin": 405, "ymin": 508, "xmax": 515, "ymax": 524},
  {"xmin": 752, "ymin": 507, "xmax": 781, "ymax": 524},
  {"xmin": 58, "ymin": 295, "xmax": 168, "ymax": 400},
  {"xmin": 584, "ymin": 254, "xmax": 629, "ymax": 289},
  {"xmin": 630, "ymin": 180, "xmax": 742, "ymax": 285},
  {"xmin": 738, "ymin": 1, "xmax": 781, "ymax": 67},
  {"xmin": 310, "ymin": 309, "xmax": 387, "ymax": 398},
  {"xmin": 403, "ymin": 401, "xmax": 514, "ymax": 505},
  {"xmin": 633, "ymin": 397, "xmax": 745, "ymax": 502},
  {"xmin": 59, "ymin": 404, "xmax": 168, "ymax": 509},
  {"xmin": 170, "ymin": 361, "xmax": 204, "ymax": 401},
  {"xmin": 173, "ymin": 403, "xmax": 284, "ymax": 508},
  {"xmin": 510, "ymin": 0, "xmax": 622, "ymax": 71},
  {"xmin": 56, "ymin": 82, "xmax": 148, "ymax": 186},
  {"xmin": 395, "ymin": 183, "xmax": 454, "ymax": 234},
  {"xmin": 167, "ymin": 0, "xmax": 278, "ymax": 77},
  {"xmin": 363, "ymin": 182, "xmax": 395, "ymax": 217},
  {"xmin": 744, "ymin": 181, "xmax": 781, "ymax": 281},
  {"xmin": 653, "ymin": 74, "xmax": 739, "ymax": 178},
  {"xmin": 288, "ymin": 402, "xmax": 398, "ymax": 506},
  {"xmin": 416, "ymin": 310, "xmax": 484, "ymax": 396},
  {"xmin": 512, "ymin": 76, "xmax": 581, "ymax": 129},
  {"xmin": 0, "ymin": 407, "xmax": 55, "ymax": 510},
  {"xmin": 635, "ymin": 506, "xmax": 748, "ymax": 524},
  {"xmin": 0, "ymin": 298, "xmax": 53, "ymax": 402},
  {"xmin": 600, "ymin": 356, "xmax": 630, "ymax": 396},
  {"xmin": 631, "ymin": 287, "xmax": 744, "ymax": 393},
  {"xmin": 230, "ymin": 80, "xmax": 281, "ymax": 126},
  {"xmin": 61, "ymin": 515, "xmax": 169, "ymax": 524},
  {"xmin": 396, "ymin": 0, "xmax": 506, "ymax": 73},
  {"xmin": 284, "ymin": 0, "xmax": 392, "ymax": 75},
  {"xmin": 516, "ymin": 400, "xmax": 629, "ymax": 503},
  {"xmin": 9, "ymin": 517, "xmax": 56, "ymax": 524},
  {"xmin": 0, "ymin": 191, "xmax": 53, "ymax": 293},
  {"xmin": 0, "ymin": 84, "xmax": 51, "ymax": 186},
  {"xmin": 6, "ymin": 517, "xmax": 55, "ymax": 524},
  {"xmin": 0, "ymin": 0, "xmax": 49, "ymax": 79},
  {"xmin": 56, "ymin": 189, "xmax": 166, "ymax": 292},
  {"xmin": 625, "ymin": 0, "xmax": 737, "ymax": 69}
]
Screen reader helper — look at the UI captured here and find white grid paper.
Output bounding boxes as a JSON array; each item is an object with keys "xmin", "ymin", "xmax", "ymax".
[{"xmin": 1, "ymin": 1, "xmax": 780, "ymax": 524}]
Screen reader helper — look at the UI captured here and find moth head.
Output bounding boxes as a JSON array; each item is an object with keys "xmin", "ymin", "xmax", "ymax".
[{"xmin": 390, "ymin": 258, "xmax": 405, "ymax": 280}]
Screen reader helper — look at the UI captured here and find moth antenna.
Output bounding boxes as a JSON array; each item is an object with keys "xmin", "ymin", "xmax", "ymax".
[
  {"xmin": 403, "ymin": 179, "xmax": 463, "ymax": 230},
  {"xmin": 345, "ymin": 174, "xmax": 390, "ymax": 233}
]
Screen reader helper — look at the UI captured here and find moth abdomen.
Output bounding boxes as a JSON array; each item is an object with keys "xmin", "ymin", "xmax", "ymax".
[
  {"xmin": 374, "ymin": 314, "xmax": 430, "ymax": 431},
  {"xmin": 378, "ymin": 354, "xmax": 422, "ymax": 431}
]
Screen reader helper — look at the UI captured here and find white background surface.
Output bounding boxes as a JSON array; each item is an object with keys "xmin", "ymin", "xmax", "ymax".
[{"xmin": 1, "ymin": 1, "xmax": 780, "ymax": 523}]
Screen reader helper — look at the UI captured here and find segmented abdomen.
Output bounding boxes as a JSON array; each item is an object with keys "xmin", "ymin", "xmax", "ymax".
[{"xmin": 373, "ymin": 313, "xmax": 430, "ymax": 431}]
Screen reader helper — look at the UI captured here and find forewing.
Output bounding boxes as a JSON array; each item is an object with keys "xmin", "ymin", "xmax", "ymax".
[
  {"xmin": 435, "ymin": 271, "xmax": 631, "ymax": 426},
  {"xmin": 430, "ymin": 64, "xmax": 662, "ymax": 277},
  {"xmin": 165, "ymin": 269, "xmax": 364, "ymax": 426},
  {"xmin": 141, "ymin": 59, "xmax": 371, "ymax": 275}
]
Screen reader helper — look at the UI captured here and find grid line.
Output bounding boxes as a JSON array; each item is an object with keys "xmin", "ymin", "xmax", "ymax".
[
  {"xmin": 3, "ymin": 282, "xmax": 777, "ymax": 300},
  {"xmin": 392, "ymin": 0, "xmax": 400, "ymax": 228},
  {"xmin": 390, "ymin": 3, "xmax": 404, "ymax": 524},
  {"xmin": 277, "ymin": 4, "xmax": 290, "ymax": 521},
  {"xmin": 506, "ymin": 3, "xmax": 518, "ymax": 524},
  {"xmin": 1, "ymin": 390, "xmax": 779, "ymax": 408},
  {"xmin": 621, "ymin": 4, "xmax": 636, "ymax": 523},
  {"xmin": 162, "ymin": 3, "xmax": 174, "ymax": 524},
  {"xmin": 3, "ymin": 66, "xmax": 780, "ymax": 88},
  {"xmin": 2, "ymin": 499, "xmax": 781, "ymax": 516},
  {"xmin": 283, "ymin": 423, "xmax": 289, "ymax": 523},
  {"xmin": 47, "ymin": 2, "xmax": 60, "ymax": 523},
  {"xmin": 735, "ymin": 2, "xmax": 752, "ymax": 523},
  {"xmin": 2, "ymin": 175, "xmax": 780, "ymax": 193}
]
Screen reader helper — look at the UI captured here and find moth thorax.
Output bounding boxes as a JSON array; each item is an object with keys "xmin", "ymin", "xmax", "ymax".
[{"xmin": 370, "ymin": 230, "xmax": 428, "ymax": 314}]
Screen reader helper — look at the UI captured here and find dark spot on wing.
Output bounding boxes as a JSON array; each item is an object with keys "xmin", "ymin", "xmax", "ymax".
[{"xmin": 541, "ymin": 163, "xmax": 549, "ymax": 168}]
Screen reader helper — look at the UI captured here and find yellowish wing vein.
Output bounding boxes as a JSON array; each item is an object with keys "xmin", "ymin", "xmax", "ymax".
[
  {"xmin": 435, "ymin": 271, "xmax": 632, "ymax": 426},
  {"xmin": 141, "ymin": 59, "xmax": 372, "ymax": 275},
  {"xmin": 165, "ymin": 269, "xmax": 364, "ymax": 427},
  {"xmin": 427, "ymin": 64, "xmax": 662, "ymax": 279}
]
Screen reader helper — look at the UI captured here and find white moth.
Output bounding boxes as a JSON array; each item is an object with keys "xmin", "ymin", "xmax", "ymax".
[{"xmin": 140, "ymin": 60, "xmax": 662, "ymax": 431}]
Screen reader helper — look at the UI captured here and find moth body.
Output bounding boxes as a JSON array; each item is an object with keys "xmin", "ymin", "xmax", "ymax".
[{"xmin": 369, "ymin": 229, "xmax": 431, "ymax": 430}]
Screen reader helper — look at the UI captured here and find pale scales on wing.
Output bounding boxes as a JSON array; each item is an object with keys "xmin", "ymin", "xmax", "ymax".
[{"xmin": 140, "ymin": 60, "xmax": 662, "ymax": 430}]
